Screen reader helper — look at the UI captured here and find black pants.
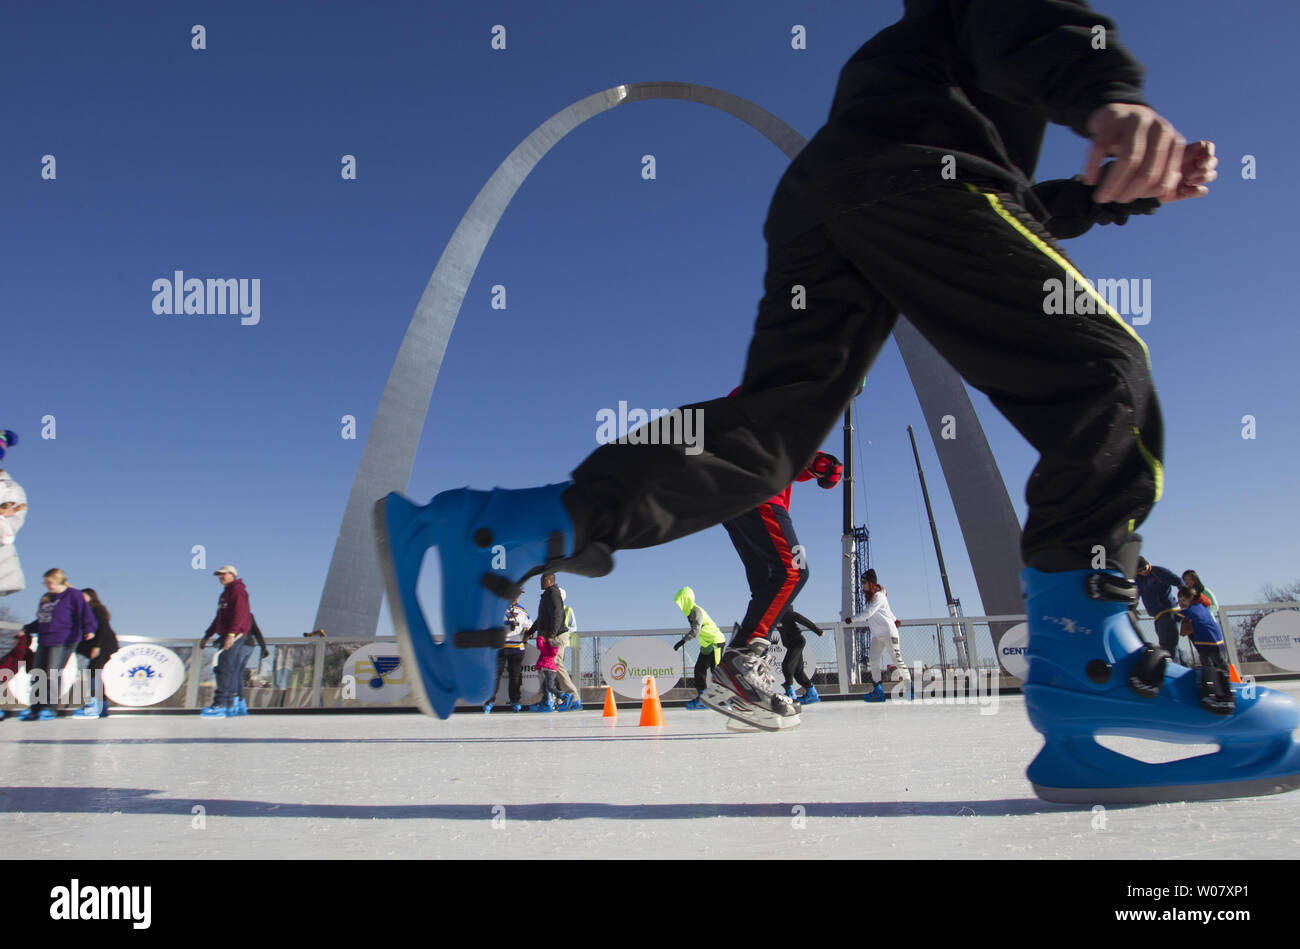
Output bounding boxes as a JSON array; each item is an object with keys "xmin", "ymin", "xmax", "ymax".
[
  {"xmin": 694, "ymin": 642, "xmax": 720, "ymax": 692},
  {"xmin": 30, "ymin": 643, "xmax": 72, "ymax": 713},
  {"xmin": 721, "ymin": 503, "xmax": 808, "ymax": 644},
  {"xmin": 780, "ymin": 627, "xmax": 812, "ymax": 690},
  {"xmin": 1154, "ymin": 612, "xmax": 1180, "ymax": 657},
  {"xmin": 564, "ymin": 184, "xmax": 1161, "ymax": 573},
  {"xmin": 491, "ymin": 648, "xmax": 524, "ymax": 704},
  {"xmin": 1195, "ymin": 643, "xmax": 1228, "ymax": 673}
]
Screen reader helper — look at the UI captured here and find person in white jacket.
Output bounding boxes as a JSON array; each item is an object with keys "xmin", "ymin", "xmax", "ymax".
[
  {"xmin": 0, "ymin": 461, "xmax": 28, "ymax": 598},
  {"xmin": 844, "ymin": 569, "xmax": 911, "ymax": 702}
]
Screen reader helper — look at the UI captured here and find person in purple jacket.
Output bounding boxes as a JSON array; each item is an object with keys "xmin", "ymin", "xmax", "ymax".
[
  {"xmin": 198, "ymin": 564, "xmax": 253, "ymax": 718},
  {"xmin": 19, "ymin": 567, "xmax": 96, "ymax": 721}
]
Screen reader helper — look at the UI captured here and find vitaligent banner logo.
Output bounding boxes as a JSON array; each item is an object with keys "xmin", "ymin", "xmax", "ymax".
[{"xmin": 152, "ymin": 271, "xmax": 261, "ymax": 325}]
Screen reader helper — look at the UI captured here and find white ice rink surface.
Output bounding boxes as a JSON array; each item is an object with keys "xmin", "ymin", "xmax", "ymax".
[{"xmin": 4, "ymin": 685, "xmax": 1300, "ymax": 860}]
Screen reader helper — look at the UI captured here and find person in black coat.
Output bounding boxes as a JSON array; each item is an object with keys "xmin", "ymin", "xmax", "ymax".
[{"xmin": 73, "ymin": 588, "xmax": 119, "ymax": 718}]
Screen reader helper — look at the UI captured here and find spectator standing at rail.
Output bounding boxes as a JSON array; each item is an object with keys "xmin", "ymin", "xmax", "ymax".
[
  {"xmin": 198, "ymin": 565, "xmax": 253, "ymax": 718},
  {"xmin": 20, "ymin": 568, "xmax": 96, "ymax": 720},
  {"xmin": 72, "ymin": 588, "xmax": 119, "ymax": 719}
]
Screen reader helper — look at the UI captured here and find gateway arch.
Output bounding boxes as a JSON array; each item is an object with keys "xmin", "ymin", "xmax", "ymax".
[{"xmin": 313, "ymin": 81, "xmax": 1025, "ymax": 641}]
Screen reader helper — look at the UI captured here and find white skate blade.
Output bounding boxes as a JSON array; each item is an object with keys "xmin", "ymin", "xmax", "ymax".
[{"xmin": 701, "ymin": 684, "xmax": 799, "ymax": 733}]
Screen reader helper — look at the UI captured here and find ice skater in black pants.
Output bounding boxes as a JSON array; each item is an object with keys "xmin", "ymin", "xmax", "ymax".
[
  {"xmin": 385, "ymin": 0, "xmax": 1300, "ymax": 800},
  {"xmin": 776, "ymin": 609, "xmax": 825, "ymax": 705}
]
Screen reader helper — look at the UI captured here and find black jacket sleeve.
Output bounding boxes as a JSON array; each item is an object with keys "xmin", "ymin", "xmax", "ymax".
[
  {"xmin": 1030, "ymin": 176, "xmax": 1160, "ymax": 238},
  {"xmin": 790, "ymin": 611, "xmax": 823, "ymax": 636},
  {"xmin": 956, "ymin": 0, "xmax": 1148, "ymax": 137}
]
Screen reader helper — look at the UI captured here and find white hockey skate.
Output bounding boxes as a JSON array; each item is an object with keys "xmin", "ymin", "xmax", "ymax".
[{"xmin": 701, "ymin": 638, "xmax": 801, "ymax": 732}]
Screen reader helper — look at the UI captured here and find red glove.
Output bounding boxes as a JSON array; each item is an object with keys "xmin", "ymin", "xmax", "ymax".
[{"xmin": 809, "ymin": 451, "xmax": 842, "ymax": 488}]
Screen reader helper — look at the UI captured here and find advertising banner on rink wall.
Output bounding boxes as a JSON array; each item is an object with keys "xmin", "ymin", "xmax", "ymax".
[{"xmin": 600, "ymin": 638, "xmax": 681, "ymax": 700}]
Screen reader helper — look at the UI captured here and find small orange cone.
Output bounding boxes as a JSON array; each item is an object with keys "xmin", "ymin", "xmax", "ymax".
[
  {"xmin": 1229, "ymin": 664, "xmax": 1243, "ymax": 684},
  {"xmin": 638, "ymin": 676, "xmax": 665, "ymax": 727},
  {"xmin": 602, "ymin": 685, "xmax": 618, "ymax": 719}
]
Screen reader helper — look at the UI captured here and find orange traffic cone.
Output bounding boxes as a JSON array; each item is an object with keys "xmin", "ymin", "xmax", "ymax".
[
  {"xmin": 1229, "ymin": 664, "xmax": 1243, "ymax": 684},
  {"xmin": 602, "ymin": 685, "xmax": 618, "ymax": 719},
  {"xmin": 638, "ymin": 676, "xmax": 665, "ymax": 727}
]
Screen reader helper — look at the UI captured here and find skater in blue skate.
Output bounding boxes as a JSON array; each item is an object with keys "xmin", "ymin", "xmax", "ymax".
[
  {"xmin": 378, "ymin": 0, "xmax": 1300, "ymax": 799},
  {"xmin": 846, "ymin": 570, "xmax": 912, "ymax": 703},
  {"xmin": 672, "ymin": 586, "xmax": 725, "ymax": 710},
  {"xmin": 484, "ymin": 597, "xmax": 529, "ymax": 713},
  {"xmin": 776, "ymin": 609, "xmax": 825, "ymax": 705}
]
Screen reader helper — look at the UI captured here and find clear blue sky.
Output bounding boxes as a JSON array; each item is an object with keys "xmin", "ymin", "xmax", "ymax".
[{"xmin": 2, "ymin": 0, "xmax": 1297, "ymax": 641}]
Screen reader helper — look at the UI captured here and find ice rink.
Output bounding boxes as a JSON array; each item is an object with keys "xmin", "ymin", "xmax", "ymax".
[{"xmin": 4, "ymin": 684, "xmax": 1300, "ymax": 860}]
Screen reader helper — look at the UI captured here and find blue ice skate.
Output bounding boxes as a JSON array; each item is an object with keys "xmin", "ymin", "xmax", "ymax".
[
  {"xmin": 483, "ymin": 702, "xmax": 495, "ymax": 714},
  {"xmin": 799, "ymin": 685, "xmax": 821, "ymax": 705},
  {"xmin": 375, "ymin": 482, "xmax": 612, "ymax": 719},
  {"xmin": 684, "ymin": 696, "xmax": 706, "ymax": 710},
  {"xmin": 863, "ymin": 683, "xmax": 885, "ymax": 703},
  {"xmin": 1022, "ymin": 565, "xmax": 1300, "ymax": 804},
  {"xmin": 199, "ymin": 704, "xmax": 229, "ymax": 718},
  {"xmin": 784, "ymin": 685, "xmax": 798, "ymax": 703},
  {"xmin": 531, "ymin": 698, "xmax": 555, "ymax": 713},
  {"xmin": 234, "ymin": 696, "xmax": 249, "ymax": 716},
  {"xmin": 511, "ymin": 703, "xmax": 523, "ymax": 713},
  {"xmin": 72, "ymin": 700, "xmax": 102, "ymax": 719}
]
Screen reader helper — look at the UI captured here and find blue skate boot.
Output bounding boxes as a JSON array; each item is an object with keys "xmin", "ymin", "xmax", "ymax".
[
  {"xmin": 784, "ymin": 684, "xmax": 798, "ymax": 703},
  {"xmin": 530, "ymin": 697, "xmax": 555, "ymax": 713},
  {"xmin": 233, "ymin": 696, "xmax": 248, "ymax": 716},
  {"xmin": 684, "ymin": 695, "xmax": 706, "ymax": 710},
  {"xmin": 1022, "ymin": 551, "xmax": 1300, "ymax": 804},
  {"xmin": 799, "ymin": 685, "xmax": 821, "ymax": 705},
  {"xmin": 375, "ymin": 482, "xmax": 613, "ymax": 719},
  {"xmin": 511, "ymin": 703, "xmax": 523, "ymax": 713},
  {"xmin": 863, "ymin": 683, "xmax": 885, "ymax": 703},
  {"xmin": 483, "ymin": 702, "xmax": 495, "ymax": 714},
  {"xmin": 73, "ymin": 699, "xmax": 103, "ymax": 719},
  {"xmin": 200, "ymin": 702, "xmax": 229, "ymax": 718}
]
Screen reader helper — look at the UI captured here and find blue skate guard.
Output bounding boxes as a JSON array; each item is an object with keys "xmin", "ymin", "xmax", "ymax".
[
  {"xmin": 1021, "ymin": 566, "xmax": 1300, "ymax": 804},
  {"xmin": 375, "ymin": 482, "xmax": 611, "ymax": 718}
]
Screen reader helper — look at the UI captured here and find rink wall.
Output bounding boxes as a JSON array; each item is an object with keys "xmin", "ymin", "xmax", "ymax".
[{"xmin": 1, "ymin": 602, "xmax": 1295, "ymax": 712}]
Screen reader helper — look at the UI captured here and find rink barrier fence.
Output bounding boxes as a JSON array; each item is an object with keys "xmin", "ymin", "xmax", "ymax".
[{"xmin": 1, "ymin": 601, "xmax": 1296, "ymax": 711}]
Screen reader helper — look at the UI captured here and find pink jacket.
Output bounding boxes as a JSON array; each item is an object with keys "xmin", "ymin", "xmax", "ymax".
[{"xmin": 535, "ymin": 636, "xmax": 558, "ymax": 671}]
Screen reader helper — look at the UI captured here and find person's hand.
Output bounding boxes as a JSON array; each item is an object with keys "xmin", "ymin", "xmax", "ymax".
[
  {"xmin": 260, "ymin": 648, "xmax": 270, "ymax": 661},
  {"xmin": 1160, "ymin": 140, "xmax": 1217, "ymax": 202},
  {"xmin": 90, "ymin": 647, "xmax": 100, "ymax": 660},
  {"xmin": 222, "ymin": 635, "xmax": 234, "ymax": 649},
  {"xmin": 83, "ymin": 632, "xmax": 94, "ymax": 640},
  {"xmin": 1084, "ymin": 103, "xmax": 1186, "ymax": 204},
  {"xmin": 894, "ymin": 619, "xmax": 901, "ymax": 629},
  {"xmin": 810, "ymin": 451, "xmax": 843, "ymax": 489}
]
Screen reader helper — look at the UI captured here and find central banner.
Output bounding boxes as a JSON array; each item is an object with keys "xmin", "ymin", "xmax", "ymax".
[{"xmin": 600, "ymin": 637, "xmax": 681, "ymax": 699}]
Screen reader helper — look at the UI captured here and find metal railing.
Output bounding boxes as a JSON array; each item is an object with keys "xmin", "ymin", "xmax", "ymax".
[{"xmin": 2, "ymin": 602, "xmax": 1296, "ymax": 710}]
